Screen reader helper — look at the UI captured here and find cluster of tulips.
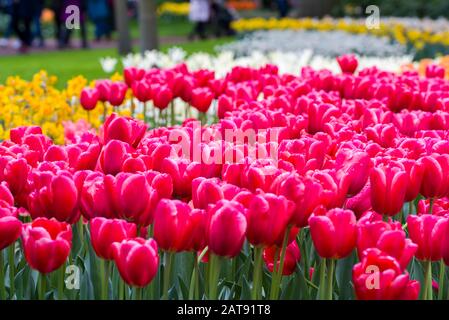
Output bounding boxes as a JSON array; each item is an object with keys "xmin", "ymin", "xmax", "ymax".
[{"xmin": 3, "ymin": 54, "xmax": 449, "ymax": 300}]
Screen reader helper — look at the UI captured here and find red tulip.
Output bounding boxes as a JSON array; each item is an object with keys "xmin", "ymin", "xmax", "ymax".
[
  {"xmin": 190, "ymin": 87, "xmax": 214, "ymax": 113},
  {"xmin": 124, "ymin": 67, "xmax": 145, "ymax": 87},
  {"xmin": 95, "ymin": 80, "xmax": 112, "ymax": 102},
  {"xmin": 191, "ymin": 177, "xmax": 224, "ymax": 209},
  {"xmin": 399, "ymin": 159, "xmax": 424, "ymax": 202},
  {"xmin": 153, "ymin": 85, "xmax": 173, "ymax": 110},
  {"xmin": 28, "ymin": 171, "xmax": 79, "ymax": 223},
  {"xmin": 335, "ymin": 149, "xmax": 371, "ymax": 196},
  {"xmin": 418, "ymin": 154, "xmax": 449, "ymax": 199},
  {"xmin": 425, "ymin": 64, "xmax": 445, "ymax": 79},
  {"xmin": 440, "ymin": 219, "xmax": 449, "ymax": 266},
  {"xmin": 102, "ymin": 113, "xmax": 147, "ymax": 148},
  {"xmin": 76, "ymin": 171, "xmax": 117, "ymax": 220},
  {"xmin": 270, "ymin": 173, "xmax": 323, "ymax": 227},
  {"xmin": 97, "ymin": 140, "xmax": 130, "ymax": 175},
  {"xmin": 246, "ymin": 193, "xmax": 294, "ymax": 247},
  {"xmin": 370, "ymin": 163, "xmax": 408, "ymax": 216},
  {"xmin": 131, "ymin": 80, "xmax": 152, "ymax": 102},
  {"xmin": 112, "ymin": 238, "xmax": 159, "ymax": 287},
  {"xmin": 357, "ymin": 212, "xmax": 416, "ymax": 270},
  {"xmin": 206, "ymin": 200, "xmax": 247, "ymax": 258},
  {"xmin": 217, "ymin": 95, "xmax": 233, "ymax": 119},
  {"xmin": 407, "ymin": 214, "xmax": 447, "ymax": 261},
  {"xmin": 9, "ymin": 126, "xmax": 42, "ymax": 144},
  {"xmin": 0, "ymin": 205, "xmax": 22, "ymax": 250},
  {"xmin": 21, "ymin": 218, "xmax": 72, "ymax": 274},
  {"xmin": 263, "ymin": 240, "xmax": 301, "ymax": 276},
  {"xmin": 309, "ymin": 208, "xmax": 357, "ymax": 259},
  {"xmin": 4, "ymin": 158, "xmax": 31, "ymax": 207},
  {"xmin": 80, "ymin": 88, "xmax": 100, "ymax": 111},
  {"xmin": 111, "ymin": 172, "xmax": 160, "ymax": 227},
  {"xmin": 353, "ymin": 248, "xmax": 420, "ymax": 300},
  {"xmin": 108, "ymin": 82, "xmax": 128, "ymax": 107},
  {"xmin": 90, "ymin": 217, "xmax": 137, "ymax": 260},
  {"xmin": 153, "ymin": 199, "xmax": 206, "ymax": 252},
  {"xmin": 336, "ymin": 54, "xmax": 358, "ymax": 74},
  {"xmin": 0, "ymin": 182, "xmax": 14, "ymax": 207},
  {"xmin": 345, "ymin": 183, "xmax": 371, "ymax": 218}
]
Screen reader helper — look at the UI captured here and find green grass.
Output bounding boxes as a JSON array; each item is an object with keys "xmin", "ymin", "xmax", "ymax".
[
  {"xmin": 0, "ymin": 37, "xmax": 233, "ymax": 87},
  {"xmin": 0, "ymin": 15, "xmax": 234, "ymax": 86}
]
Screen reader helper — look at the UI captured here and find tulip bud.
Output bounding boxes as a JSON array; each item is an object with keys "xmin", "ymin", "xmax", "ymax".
[
  {"xmin": 336, "ymin": 54, "xmax": 358, "ymax": 74},
  {"xmin": 90, "ymin": 217, "xmax": 137, "ymax": 260},
  {"xmin": 353, "ymin": 248, "xmax": 420, "ymax": 300},
  {"xmin": 206, "ymin": 200, "xmax": 247, "ymax": 258},
  {"xmin": 0, "ymin": 205, "xmax": 22, "ymax": 250},
  {"xmin": 263, "ymin": 241, "xmax": 301, "ymax": 276},
  {"xmin": 246, "ymin": 193, "xmax": 294, "ymax": 247},
  {"xmin": 112, "ymin": 238, "xmax": 159, "ymax": 287},
  {"xmin": 80, "ymin": 88, "xmax": 100, "ymax": 111},
  {"xmin": 407, "ymin": 214, "xmax": 447, "ymax": 261},
  {"xmin": 370, "ymin": 163, "xmax": 408, "ymax": 216},
  {"xmin": 309, "ymin": 208, "xmax": 357, "ymax": 259},
  {"xmin": 21, "ymin": 218, "xmax": 72, "ymax": 274}
]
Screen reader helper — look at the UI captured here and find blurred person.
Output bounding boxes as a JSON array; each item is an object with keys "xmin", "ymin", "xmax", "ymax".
[
  {"xmin": 87, "ymin": 0, "xmax": 113, "ymax": 41},
  {"xmin": 32, "ymin": 0, "xmax": 44, "ymax": 47},
  {"xmin": 11, "ymin": 0, "xmax": 38, "ymax": 53},
  {"xmin": 188, "ymin": 0, "xmax": 210, "ymax": 40},
  {"xmin": 0, "ymin": 0, "xmax": 15, "ymax": 47},
  {"xmin": 276, "ymin": 0, "xmax": 290, "ymax": 18},
  {"xmin": 52, "ymin": 0, "xmax": 88, "ymax": 49},
  {"xmin": 211, "ymin": 0, "xmax": 237, "ymax": 37}
]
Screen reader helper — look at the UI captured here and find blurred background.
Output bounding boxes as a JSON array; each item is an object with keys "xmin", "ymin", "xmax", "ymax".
[{"xmin": 0, "ymin": 0, "xmax": 448, "ymax": 84}]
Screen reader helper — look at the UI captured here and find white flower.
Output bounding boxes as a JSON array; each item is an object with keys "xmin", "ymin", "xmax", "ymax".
[
  {"xmin": 99, "ymin": 57, "xmax": 118, "ymax": 74},
  {"xmin": 168, "ymin": 47, "xmax": 187, "ymax": 63}
]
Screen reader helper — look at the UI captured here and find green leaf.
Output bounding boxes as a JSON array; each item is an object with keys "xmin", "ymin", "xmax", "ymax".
[{"xmin": 335, "ymin": 250, "xmax": 356, "ymax": 300}]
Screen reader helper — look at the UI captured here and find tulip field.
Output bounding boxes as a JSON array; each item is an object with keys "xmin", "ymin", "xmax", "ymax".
[{"xmin": 3, "ymin": 51, "xmax": 449, "ymax": 302}]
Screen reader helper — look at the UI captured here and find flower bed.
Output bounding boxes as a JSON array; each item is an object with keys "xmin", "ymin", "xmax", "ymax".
[
  {"xmin": 232, "ymin": 17, "xmax": 449, "ymax": 59},
  {"xmin": 218, "ymin": 30, "xmax": 407, "ymax": 57},
  {"xmin": 1, "ymin": 55, "xmax": 449, "ymax": 300}
]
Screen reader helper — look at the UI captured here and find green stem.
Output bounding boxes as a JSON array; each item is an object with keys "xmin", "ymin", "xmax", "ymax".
[
  {"xmin": 58, "ymin": 264, "xmax": 64, "ymax": 300},
  {"xmin": 318, "ymin": 258, "xmax": 327, "ymax": 300},
  {"xmin": 438, "ymin": 260, "xmax": 445, "ymax": 300},
  {"xmin": 162, "ymin": 251, "xmax": 174, "ymax": 300},
  {"xmin": 423, "ymin": 260, "xmax": 433, "ymax": 300},
  {"xmin": 119, "ymin": 278, "xmax": 125, "ymax": 300},
  {"xmin": 428, "ymin": 198, "xmax": 435, "ymax": 215},
  {"xmin": 143, "ymin": 103, "xmax": 147, "ymax": 124},
  {"xmin": 397, "ymin": 209, "xmax": 403, "ymax": 224},
  {"xmin": 188, "ymin": 254, "xmax": 199, "ymax": 300},
  {"xmin": 270, "ymin": 226, "xmax": 292, "ymax": 300},
  {"xmin": 38, "ymin": 273, "xmax": 46, "ymax": 300},
  {"xmin": 78, "ymin": 220, "xmax": 84, "ymax": 253},
  {"xmin": 8, "ymin": 245, "xmax": 15, "ymax": 299},
  {"xmin": 409, "ymin": 201, "xmax": 413, "ymax": 216},
  {"xmin": 208, "ymin": 254, "xmax": 222, "ymax": 300},
  {"xmin": 0, "ymin": 250, "xmax": 5, "ymax": 300},
  {"xmin": 100, "ymin": 259, "xmax": 109, "ymax": 300},
  {"xmin": 251, "ymin": 247, "xmax": 264, "ymax": 300},
  {"xmin": 326, "ymin": 259, "xmax": 335, "ymax": 300},
  {"xmin": 135, "ymin": 287, "xmax": 143, "ymax": 300}
]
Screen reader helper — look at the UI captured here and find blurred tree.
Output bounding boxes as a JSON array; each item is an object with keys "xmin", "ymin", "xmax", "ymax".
[
  {"xmin": 138, "ymin": 0, "xmax": 159, "ymax": 53},
  {"xmin": 113, "ymin": 0, "xmax": 132, "ymax": 55}
]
